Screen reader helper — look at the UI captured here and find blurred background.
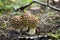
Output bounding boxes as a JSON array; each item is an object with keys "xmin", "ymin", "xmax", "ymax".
[{"xmin": 0, "ymin": 0, "xmax": 60, "ymax": 40}]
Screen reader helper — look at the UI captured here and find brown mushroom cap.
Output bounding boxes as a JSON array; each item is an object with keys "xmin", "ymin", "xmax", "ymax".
[
  {"xmin": 21, "ymin": 13, "xmax": 39, "ymax": 28},
  {"xmin": 11, "ymin": 15, "xmax": 22, "ymax": 29},
  {"xmin": 11, "ymin": 12, "xmax": 39, "ymax": 29}
]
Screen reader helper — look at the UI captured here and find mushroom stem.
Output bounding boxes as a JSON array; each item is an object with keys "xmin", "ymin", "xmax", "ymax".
[{"xmin": 28, "ymin": 28, "xmax": 35, "ymax": 34}]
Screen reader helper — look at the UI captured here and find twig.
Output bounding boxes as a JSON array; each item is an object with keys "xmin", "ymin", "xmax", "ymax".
[
  {"xmin": 14, "ymin": 1, "xmax": 34, "ymax": 11},
  {"xmin": 14, "ymin": 1, "xmax": 60, "ymax": 12},
  {"xmin": 34, "ymin": 1, "xmax": 60, "ymax": 12},
  {"xmin": 48, "ymin": 4, "xmax": 60, "ymax": 11},
  {"xmin": 47, "ymin": 0, "xmax": 60, "ymax": 12}
]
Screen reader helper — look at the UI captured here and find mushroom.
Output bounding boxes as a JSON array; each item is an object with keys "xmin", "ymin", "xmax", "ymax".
[{"xmin": 11, "ymin": 11, "xmax": 39, "ymax": 34}]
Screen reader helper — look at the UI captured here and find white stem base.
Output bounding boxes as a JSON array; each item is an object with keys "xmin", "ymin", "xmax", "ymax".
[{"xmin": 28, "ymin": 28, "xmax": 35, "ymax": 34}]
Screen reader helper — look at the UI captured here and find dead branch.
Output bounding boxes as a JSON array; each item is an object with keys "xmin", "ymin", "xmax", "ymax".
[
  {"xmin": 47, "ymin": 0, "xmax": 60, "ymax": 12},
  {"xmin": 34, "ymin": 1, "xmax": 60, "ymax": 12},
  {"xmin": 14, "ymin": 1, "xmax": 60, "ymax": 12}
]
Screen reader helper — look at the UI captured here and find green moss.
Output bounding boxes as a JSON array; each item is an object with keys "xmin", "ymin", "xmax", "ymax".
[{"xmin": 47, "ymin": 33, "xmax": 60, "ymax": 39}]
